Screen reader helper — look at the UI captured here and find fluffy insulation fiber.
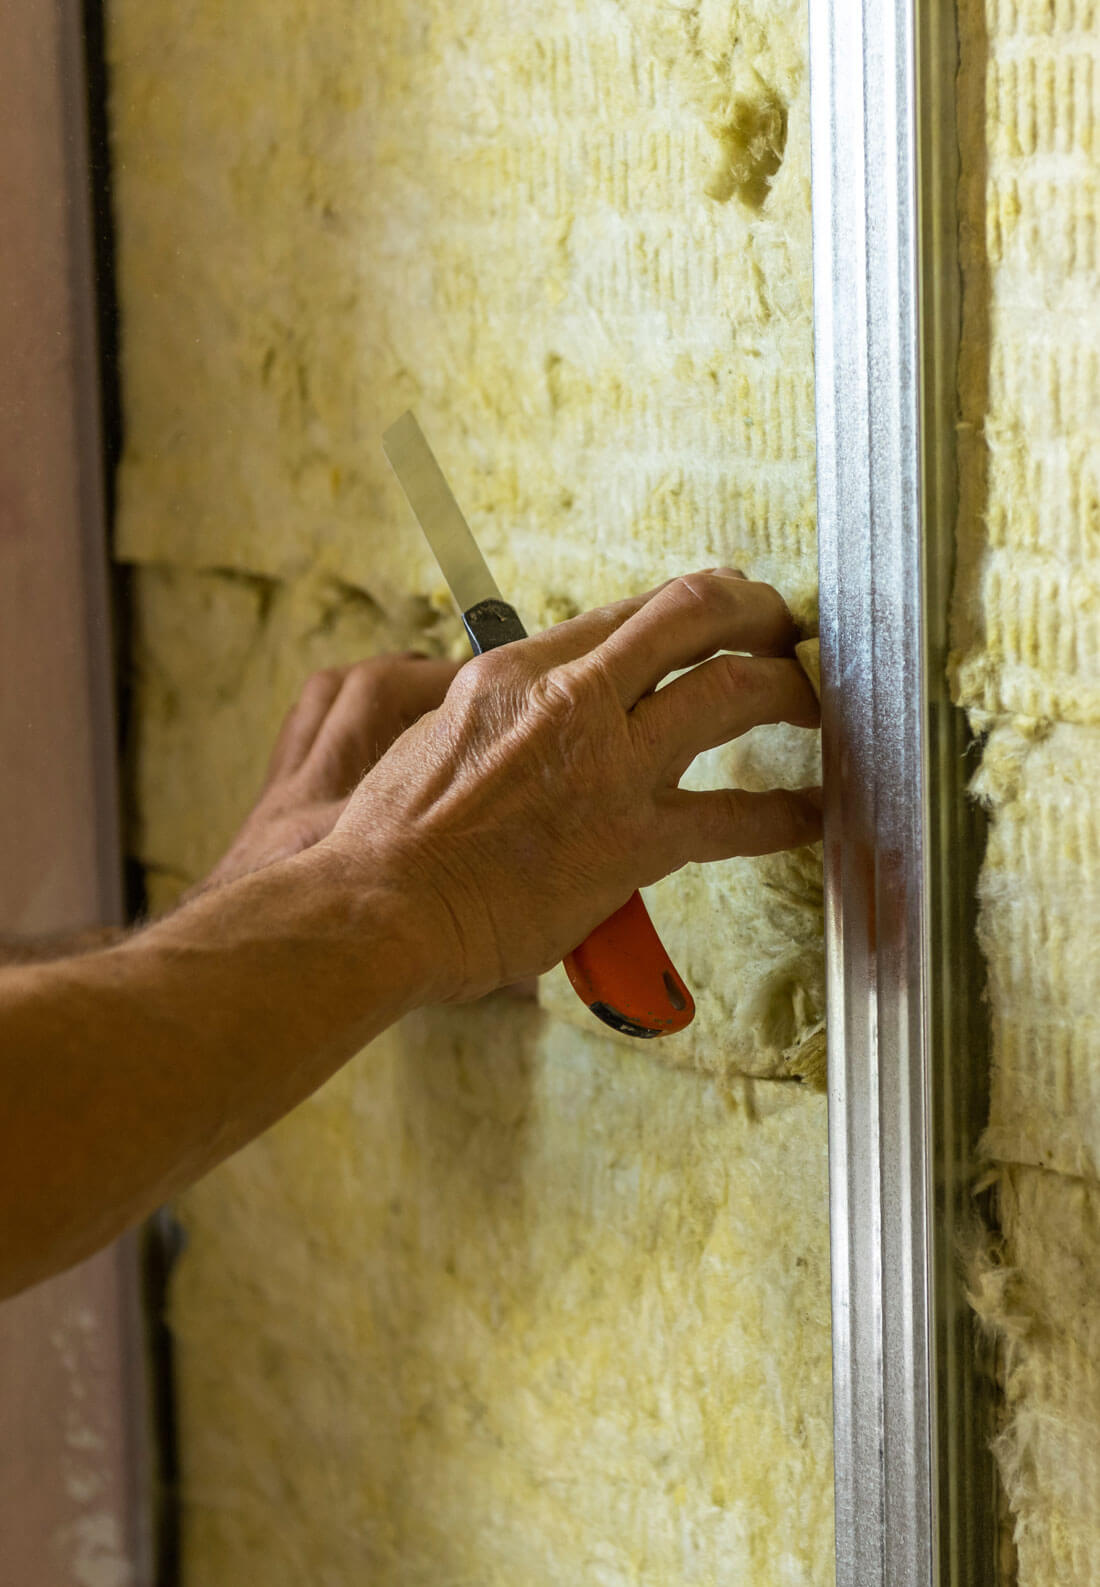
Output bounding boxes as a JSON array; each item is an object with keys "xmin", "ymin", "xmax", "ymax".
[
  {"xmin": 171, "ymin": 1006, "xmax": 833, "ymax": 1585},
  {"xmin": 109, "ymin": 0, "xmax": 824, "ymax": 1082},
  {"xmin": 107, "ymin": 0, "xmax": 834, "ymax": 1582},
  {"xmin": 955, "ymin": 1, "xmax": 1100, "ymax": 1579}
]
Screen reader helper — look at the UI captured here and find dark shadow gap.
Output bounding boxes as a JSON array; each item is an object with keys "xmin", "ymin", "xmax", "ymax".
[{"xmin": 80, "ymin": 6, "xmax": 181, "ymax": 1584}]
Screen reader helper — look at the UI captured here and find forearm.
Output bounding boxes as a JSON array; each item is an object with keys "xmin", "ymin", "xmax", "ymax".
[
  {"xmin": 0, "ymin": 846, "xmax": 430, "ymax": 1298},
  {"xmin": 0, "ymin": 925, "xmax": 129, "ymax": 966}
]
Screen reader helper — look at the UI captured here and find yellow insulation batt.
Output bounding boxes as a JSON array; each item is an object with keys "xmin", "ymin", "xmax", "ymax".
[
  {"xmin": 109, "ymin": 0, "xmax": 825, "ymax": 1083},
  {"xmin": 172, "ymin": 1005, "xmax": 833, "ymax": 1585},
  {"xmin": 955, "ymin": 0, "xmax": 1100, "ymax": 1579},
  {"xmin": 107, "ymin": 0, "xmax": 835, "ymax": 1582}
]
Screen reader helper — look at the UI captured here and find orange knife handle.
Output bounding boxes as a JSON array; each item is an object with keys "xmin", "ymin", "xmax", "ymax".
[{"xmin": 562, "ymin": 891, "xmax": 695, "ymax": 1039}]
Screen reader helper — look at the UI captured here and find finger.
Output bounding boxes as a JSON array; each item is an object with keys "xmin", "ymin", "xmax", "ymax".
[
  {"xmin": 333, "ymin": 656, "xmax": 463, "ymax": 737},
  {"xmin": 509, "ymin": 580, "xmax": 677, "ymax": 671},
  {"xmin": 666, "ymin": 785, "xmax": 823, "ymax": 862},
  {"xmin": 265, "ymin": 667, "xmax": 349, "ymax": 782},
  {"xmin": 308, "ymin": 656, "xmax": 463, "ymax": 791},
  {"xmin": 589, "ymin": 571, "xmax": 799, "ymax": 708},
  {"xmin": 635, "ymin": 655, "xmax": 819, "ymax": 778}
]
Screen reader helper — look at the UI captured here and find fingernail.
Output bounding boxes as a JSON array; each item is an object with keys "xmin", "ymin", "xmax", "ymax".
[
  {"xmin": 803, "ymin": 786, "xmax": 823, "ymax": 811},
  {"xmin": 710, "ymin": 565, "xmax": 747, "ymax": 580}
]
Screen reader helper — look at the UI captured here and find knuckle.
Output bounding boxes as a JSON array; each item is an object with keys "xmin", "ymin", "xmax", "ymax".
[
  {"xmin": 294, "ymin": 667, "xmax": 344, "ymax": 712},
  {"xmin": 677, "ymin": 570, "xmax": 736, "ymax": 609},
  {"xmin": 753, "ymin": 586, "xmax": 799, "ymax": 639},
  {"xmin": 467, "ymin": 647, "xmax": 516, "ymax": 688},
  {"xmin": 445, "ymin": 649, "xmax": 518, "ymax": 713},
  {"xmin": 714, "ymin": 653, "xmax": 755, "ymax": 695},
  {"xmin": 347, "ymin": 655, "xmax": 408, "ymax": 701},
  {"xmin": 587, "ymin": 599, "xmax": 623, "ymax": 628},
  {"xmin": 355, "ymin": 655, "xmax": 396, "ymax": 684},
  {"xmin": 340, "ymin": 673, "xmax": 384, "ymax": 714},
  {"xmin": 443, "ymin": 658, "xmax": 482, "ymax": 706},
  {"xmin": 673, "ymin": 569, "xmax": 792, "ymax": 630},
  {"xmin": 529, "ymin": 662, "xmax": 590, "ymax": 720},
  {"xmin": 597, "ymin": 593, "xmax": 645, "ymax": 627},
  {"xmin": 305, "ymin": 665, "xmax": 343, "ymax": 692}
]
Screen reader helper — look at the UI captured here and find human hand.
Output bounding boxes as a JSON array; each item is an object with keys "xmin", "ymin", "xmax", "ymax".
[
  {"xmin": 197, "ymin": 653, "xmax": 462, "ymax": 893},
  {"xmin": 326, "ymin": 570, "xmax": 821, "ymax": 1002}
]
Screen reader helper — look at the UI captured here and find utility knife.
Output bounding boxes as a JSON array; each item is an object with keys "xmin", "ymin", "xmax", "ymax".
[{"xmin": 382, "ymin": 411, "xmax": 694, "ymax": 1040}]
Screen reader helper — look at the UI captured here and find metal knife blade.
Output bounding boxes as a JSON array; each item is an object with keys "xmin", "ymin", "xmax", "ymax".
[
  {"xmin": 382, "ymin": 414, "xmax": 692, "ymax": 1041},
  {"xmin": 382, "ymin": 412, "xmax": 503, "ymax": 615}
]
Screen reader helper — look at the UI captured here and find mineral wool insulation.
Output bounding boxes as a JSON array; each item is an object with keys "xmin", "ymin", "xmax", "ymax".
[
  {"xmin": 108, "ymin": 1, "xmax": 834, "ymax": 1582},
  {"xmin": 955, "ymin": 2, "xmax": 1100, "ymax": 1580}
]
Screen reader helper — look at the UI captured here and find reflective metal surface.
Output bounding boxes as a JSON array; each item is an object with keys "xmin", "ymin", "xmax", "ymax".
[
  {"xmin": 383, "ymin": 412, "xmax": 504, "ymax": 614},
  {"xmin": 809, "ymin": 0, "xmax": 996, "ymax": 1581}
]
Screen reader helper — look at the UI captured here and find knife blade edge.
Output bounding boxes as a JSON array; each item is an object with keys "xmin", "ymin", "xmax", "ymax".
[{"xmin": 382, "ymin": 412, "xmax": 503, "ymax": 616}]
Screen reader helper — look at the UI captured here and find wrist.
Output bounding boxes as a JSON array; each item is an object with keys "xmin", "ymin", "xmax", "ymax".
[
  {"xmin": 306, "ymin": 838, "xmax": 455, "ymax": 1011},
  {"xmin": 314, "ymin": 829, "xmax": 469, "ymax": 1008},
  {"xmin": 124, "ymin": 843, "xmax": 438, "ymax": 1072}
]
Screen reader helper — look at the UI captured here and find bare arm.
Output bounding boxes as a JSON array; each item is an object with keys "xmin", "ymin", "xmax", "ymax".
[
  {"xmin": 0, "ymin": 571, "xmax": 821, "ymax": 1299},
  {"xmin": 0, "ymin": 927, "xmax": 128, "ymax": 967},
  {"xmin": 1, "ymin": 650, "xmax": 461, "ymax": 1296},
  {"xmin": 0, "ymin": 851, "xmax": 432, "ymax": 1298},
  {"xmin": 0, "ymin": 650, "xmax": 462, "ymax": 971}
]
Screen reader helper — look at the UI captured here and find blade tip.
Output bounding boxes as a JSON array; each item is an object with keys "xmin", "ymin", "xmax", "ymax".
[{"xmin": 382, "ymin": 410, "xmax": 420, "ymax": 455}]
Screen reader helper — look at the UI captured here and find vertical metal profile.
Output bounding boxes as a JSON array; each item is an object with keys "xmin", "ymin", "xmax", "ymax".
[{"xmin": 809, "ymin": 0, "xmax": 996, "ymax": 1583}]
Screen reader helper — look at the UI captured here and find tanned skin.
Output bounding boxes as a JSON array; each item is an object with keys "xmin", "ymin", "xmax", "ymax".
[{"xmin": 0, "ymin": 571, "xmax": 821, "ymax": 1298}]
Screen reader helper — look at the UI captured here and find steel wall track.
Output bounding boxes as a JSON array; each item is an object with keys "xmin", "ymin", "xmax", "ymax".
[{"xmin": 809, "ymin": 0, "xmax": 997, "ymax": 1581}]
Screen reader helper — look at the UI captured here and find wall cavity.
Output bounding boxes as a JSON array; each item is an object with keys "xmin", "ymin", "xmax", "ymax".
[{"xmin": 107, "ymin": 0, "xmax": 833, "ymax": 1581}]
